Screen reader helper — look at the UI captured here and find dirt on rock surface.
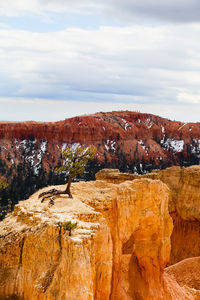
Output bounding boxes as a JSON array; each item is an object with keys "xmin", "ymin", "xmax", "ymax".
[{"xmin": 165, "ymin": 257, "xmax": 200, "ymax": 299}]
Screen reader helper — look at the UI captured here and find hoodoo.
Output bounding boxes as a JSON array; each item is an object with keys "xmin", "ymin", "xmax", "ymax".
[{"xmin": 1, "ymin": 111, "xmax": 200, "ymax": 212}]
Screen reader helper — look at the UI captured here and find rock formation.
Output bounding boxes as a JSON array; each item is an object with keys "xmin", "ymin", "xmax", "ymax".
[
  {"xmin": 165, "ymin": 257, "xmax": 200, "ymax": 299},
  {"xmin": 1, "ymin": 111, "xmax": 200, "ymax": 169},
  {"xmin": 1, "ymin": 111, "xmax": 200, "ymax": 213},
  {"xmin": 97, "ymin": 165, "xmax": 200, "ymax": 265},
  {"xmin": 0, "ymin": 176, "xmax": 174, "ymax": 300},
  {"xmin": 1, "ymin": 165, "xmax": 200, "ymax": 299},
  {"xmin": 157, "ymin": 166, "xmax": 200, "ymax": 265}
]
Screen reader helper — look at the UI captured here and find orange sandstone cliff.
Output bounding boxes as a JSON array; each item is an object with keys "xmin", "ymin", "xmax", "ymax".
[
  {"xmin": 1, "ymin": 166, "xmax": 200, "ymax": 299},
  {"xmin": 96, "ymin": 165, "xmax": 200, "ymax": 265},
  {"xmin": 0, "ymin": 176, "xmax": 174, "ymax": 300}
]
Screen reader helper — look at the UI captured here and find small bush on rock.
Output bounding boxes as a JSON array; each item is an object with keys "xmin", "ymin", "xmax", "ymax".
[{"xmin": 62, "ymin": 221, "xmax": 77, "ymax": 236}]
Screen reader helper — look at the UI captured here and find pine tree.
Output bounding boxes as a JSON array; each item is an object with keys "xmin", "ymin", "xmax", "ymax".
[{"xmin": 39, "ymin": 145, "xmax": 96, "ymax": 201}]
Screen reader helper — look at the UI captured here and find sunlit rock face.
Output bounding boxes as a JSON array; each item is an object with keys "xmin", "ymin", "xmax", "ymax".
[
  {"xmin": 146, "ymin": 165, "xmax": 200, "ymax": 265},
  {"xmin": 2, "ymin": 165, "xmax": 200, "ymax": 300},
  {"xmin": 0, "ymin": 177, "xmax": 173, "ymax": 300},
  {"xmin": 97, "ymin": 166, "xmax": 200, "ymax": 265}
]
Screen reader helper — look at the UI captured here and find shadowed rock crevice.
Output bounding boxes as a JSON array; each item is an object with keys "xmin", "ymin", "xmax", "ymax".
[
  {"xmin": 19, "ymin": 237, "xmax": 25, "ymax": 265},
  {"xmin": 122, "ymin": 235, "xmax": 135, "ymax": 255},
  {"xmin": 0, "ymin": 296, "xmax": 24, "ymax": 300},
  {"xmin": 128, "ymin": 254, "xmax": 148, "ymax": 300},
  {"xmin": 170, "ymin": 214, "xmax": 200, "ymax": 265}
]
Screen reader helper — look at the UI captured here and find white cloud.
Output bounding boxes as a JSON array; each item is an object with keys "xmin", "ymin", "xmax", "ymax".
[
  {"xmin": 39, "ymin": 0, "xmax": 102, "ymax": 14},
  {"xmin": 0, "ymin": 0, "xmax": 101, "ymax": 16},
  {"xmin": 0, "ymin": 97, "xmax": 199, "ymax": 123},
  {"xmin": 0, "ymin": 24, "xmax": 200, "ymax": 106},
  {"xmin": 177, "ymin": 92, "xmax": 200, "ymax": 104},
  {"xmin": 0, "ymin": 1, "xmax": 199, "ymax": 123},
  {"xmin": 0, "ymin": 0, "xmax": 39, "ymax": 16}
]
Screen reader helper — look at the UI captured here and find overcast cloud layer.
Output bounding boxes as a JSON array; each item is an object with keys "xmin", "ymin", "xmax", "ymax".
[
  {"xmin": 1, "ymin": 0, "xmax": 200, "ymax": 22},
  {"xmin": 0, "ymin": 0, "xmax": 200, "ymax": 121}
]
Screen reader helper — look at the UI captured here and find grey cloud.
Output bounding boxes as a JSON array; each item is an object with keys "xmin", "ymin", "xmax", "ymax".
[
  {"xmin": 104, "ymin": 0, "xmax": 200, "ymax": 23},
  {"xmin": 38, "ymin": 0, "xmax": 200, "ymax": 23},
  {"xmin": 1, "ymin": 0, "xmax": 200, "ymax": 23}
]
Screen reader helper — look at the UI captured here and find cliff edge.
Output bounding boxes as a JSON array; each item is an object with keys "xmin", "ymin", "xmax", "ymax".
[
  {"xmin": 0, "ymin": 177, "xmax": 174, "ymax": 300},
  {"xmin": 1, "ymin": 166, "xmax": 200, "ymax": 299}
]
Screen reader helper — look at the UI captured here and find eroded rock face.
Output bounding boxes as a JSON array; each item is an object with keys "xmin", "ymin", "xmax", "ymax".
[
  {"xmin": 96, "ymin": 166, "xmax": 200, "ymax": 265},
  {"xmin": 84, "ymin": 179, "xmax": 173, "ymax": 300},
  {"xmin": 1, "ymin": 111, "xmax": 200, "ymax": 197},
  {"xmin": 146, "ymin": 166, "xmax": 200, "ymax": 265},
  {"xmin": 0, "ymin": 178, "xmax": 173, "ymax": 300}
]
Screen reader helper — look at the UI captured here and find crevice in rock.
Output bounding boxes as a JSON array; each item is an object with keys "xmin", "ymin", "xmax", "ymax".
[
  {"xmin": 122, "ymin": 234, "xmax": 135, "ymax": 255},
  {"xmin": 19, "ymin": 236, "xmax": 25, "ymax": 265},
  {"xmin": 58, "ymin": 224, "xmax": 62, "ymax": 252},
  {"xmin": 39, "ymin": 225, "xmax": 63, "ymax": 293},
  {"xmin": 109, "ymin": 196, "xmax": 119, "ymax": 300},
  {"xmin": 12, "ymin": 235, "xmax": 26, "ymax": 294},
  {"xmin": 128, "ymin": 254, "xmax": 148, "ymax": 300},
  {"xmin": 170, "ymin": 213, "xmax": 200, "ymax": 265}
]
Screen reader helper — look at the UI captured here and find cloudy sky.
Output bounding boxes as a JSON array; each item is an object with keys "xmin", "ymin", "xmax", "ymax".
[{"xmin": 0, "ymin": 0, "xmax": 200, "ymax": 122}]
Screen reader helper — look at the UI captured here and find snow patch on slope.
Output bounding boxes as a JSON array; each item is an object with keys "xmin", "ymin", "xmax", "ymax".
[
  {"xmin": 145, "ymin": 118, "xmax": 153, "ymax": 129},
  {"xmin": 178, "ymin": 123, "xmax": 187, "ymax": 131},
  {"xmin": 162, "ymin": 139, "xmax": 184, "ymax": 153},
  {"xmin": 14, "ymin": 139, "xmax": 47, "ymax": 175},
  {"xmin": 191, "ymin": 139, "xmax": 200, "ymax": 154},
  {"xmin": 121, "ymin": 118, "xmax": 131, "ymax": 130},
  {"xmin": 138, "ymin": 140, "xmax": 149, "ymax": 154},
  {"xmin": 104, "ymin": 140, "xmax": 116, "ymax": 152}
]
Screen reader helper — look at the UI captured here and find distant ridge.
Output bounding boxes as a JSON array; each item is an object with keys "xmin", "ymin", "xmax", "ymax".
[{"xmin": 0, "ymin": 110, "xmax": 200, "ymax": 212}]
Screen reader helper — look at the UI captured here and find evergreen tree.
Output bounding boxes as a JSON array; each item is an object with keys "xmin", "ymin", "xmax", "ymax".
[{"xmin": 39, "ymin": 145, "xmax": 96, "ymax": 201}]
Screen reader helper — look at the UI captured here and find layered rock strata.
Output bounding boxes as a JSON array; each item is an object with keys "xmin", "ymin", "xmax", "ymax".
[
  {"xmin": 0, "ymin": 178, "xmax": 173, "ymax": 300},
  {"xmin": 1, "ymin": 110, "xmax": 200, "ymax": 187},
  {"xmin": 2, "ymin": 111, "xmax": 200, "ymax": 219},
  {"xmin": 96, "ymin": 165, "xmax": 200, "ymax": 264}
]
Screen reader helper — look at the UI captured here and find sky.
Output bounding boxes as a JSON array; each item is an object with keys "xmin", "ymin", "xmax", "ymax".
[{"xmin": 0, "ymin": 0, "xmax": 200, "ymax": 122}]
